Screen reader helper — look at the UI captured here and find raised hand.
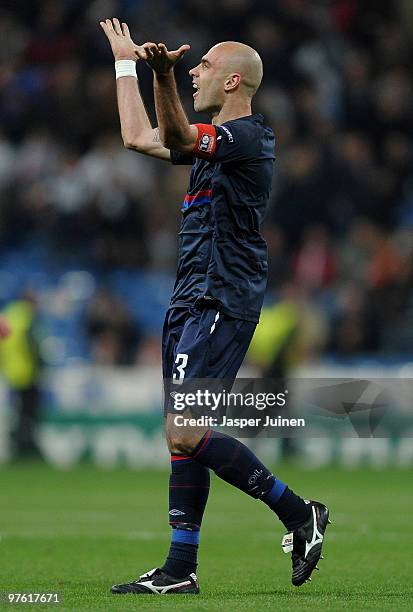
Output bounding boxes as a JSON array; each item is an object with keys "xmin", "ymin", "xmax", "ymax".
[
  {"xmin": 100, "ymin": 18, "xmax": 145, "ymax": 62},
  {"xmin": 136, "ymin": 42, "xmax": 190, "ymax": 74}
]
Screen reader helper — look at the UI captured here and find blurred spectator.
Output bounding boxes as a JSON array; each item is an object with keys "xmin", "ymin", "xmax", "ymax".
[
  {"xmin": 271, "ymin": 141, "xmax": 330, "ymax": 244},
  {"xmin": 293, "ymin": 225, "xmax": 336, "ymax": 291},
  {"xmin": 0, "ymin": 291, "xmax": 42, "ymax": 456},
  {"xmin": 86, "ymin": 288, "xmax": 141, "ymax": 365},
  {"xmin": 329, "ymin": 281, "xmax": 380, "ymax": 355},
  {"xmin": 249, "ymin": 282, "xmax": 328, "ymax": 373},
  {"xmin": 0, "ymin": 315, "xmax": 11, "ymax": 339}
]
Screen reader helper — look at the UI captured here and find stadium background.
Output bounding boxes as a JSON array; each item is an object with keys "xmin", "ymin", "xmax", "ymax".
[
  {"xmin": 0, "ymin": 0, "xmax": 412, "ymax": 464},
  {"xmin": 0, "ymin": 1, "xmax": 412, "ymax": 609}
]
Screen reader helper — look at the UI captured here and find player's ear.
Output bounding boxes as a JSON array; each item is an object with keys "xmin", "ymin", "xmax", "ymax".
[{"xmin": 224, "ymin": 73, "xmax": 241, "ymax": 92}]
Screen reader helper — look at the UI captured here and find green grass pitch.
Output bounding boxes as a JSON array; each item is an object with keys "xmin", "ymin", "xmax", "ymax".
[{"xmin": 0, "ymin": 462, "xmax": 411, "ymax": 611}]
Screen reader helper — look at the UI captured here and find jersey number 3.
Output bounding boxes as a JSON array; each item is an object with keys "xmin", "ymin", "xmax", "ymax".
[{"xmin": 173, "ymin": 353, "xmax": 188, "ymax": 385}]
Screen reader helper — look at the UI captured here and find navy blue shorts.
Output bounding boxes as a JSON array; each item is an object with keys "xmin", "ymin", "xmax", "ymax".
[{"xmin": 162, "ymin": 305, "xmax": 256, "ymax": 414}]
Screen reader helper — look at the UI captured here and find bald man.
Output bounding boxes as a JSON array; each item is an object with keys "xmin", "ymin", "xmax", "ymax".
[{"xmin": 101, "ymin": 19, "xmax": 330, "ymax": 595}]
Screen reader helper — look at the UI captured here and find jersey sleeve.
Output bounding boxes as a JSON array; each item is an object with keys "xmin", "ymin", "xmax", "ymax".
[
  {"xmin": 192, "ymin": 121, "xmax": 258, "ymax": 163},
  {"xmin": 170, "ymin": 150, "xmax": 195, "ymax": 165}
]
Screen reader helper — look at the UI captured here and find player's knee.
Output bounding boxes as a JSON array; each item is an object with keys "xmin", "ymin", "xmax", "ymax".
[
  {"xmin": 165, "ymin": 420, "xmax": 200, "ymax": 455},
  {"xmin": 166, "ymin": 432, "xmax": 194, "ymax": 454}
]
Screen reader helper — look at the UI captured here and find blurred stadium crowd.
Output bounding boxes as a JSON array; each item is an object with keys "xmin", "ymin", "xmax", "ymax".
[{"xmin": 0, "ymin": 0, "xmax": 412, "ymax": 366}]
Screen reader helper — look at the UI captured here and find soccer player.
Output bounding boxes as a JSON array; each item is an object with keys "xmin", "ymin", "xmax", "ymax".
[{"xmin": 100, "ymin": 18, "xmax": 330, "ymax": 594}]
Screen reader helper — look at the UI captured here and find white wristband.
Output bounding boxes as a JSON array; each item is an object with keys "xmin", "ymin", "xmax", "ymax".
[{"xmin": 115, "ymin": 60, "xmax": 137, "ymax": 79}]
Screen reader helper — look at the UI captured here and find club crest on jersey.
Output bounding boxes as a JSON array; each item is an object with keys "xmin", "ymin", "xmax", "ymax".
[{"xmin": 199, "ymin": 133, "xmax": 215, "ymax": 153}]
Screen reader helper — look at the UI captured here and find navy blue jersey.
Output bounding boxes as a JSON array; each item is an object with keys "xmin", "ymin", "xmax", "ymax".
[{"xmin": 170, "ymin": 114, "xmax": 275, "ymax": 323}]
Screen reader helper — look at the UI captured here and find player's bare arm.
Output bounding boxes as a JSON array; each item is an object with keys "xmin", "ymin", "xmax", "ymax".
[
  {"xmin": 142, "ymin": 43, "xmax": 198, "ymax": 153},
  {"xmin": 99, "ymin": 18, "xmax": 170, "ymax": 161}
]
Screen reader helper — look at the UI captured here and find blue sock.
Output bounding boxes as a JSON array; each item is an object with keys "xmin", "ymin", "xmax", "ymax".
[
  {"xmin": 192, "ymin": 430, "xmax": 311, "ymax": 531},
  {"xmin": 162, "ymin": 455, "xmax": 210, "ymax": 578},
  {"xmin": 162, "ymin": 529, "xmax": 199, "ymax": 579},
  {"xmin": 262, "ymin": 482, "xmax": 311, "ymax": 531}
]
